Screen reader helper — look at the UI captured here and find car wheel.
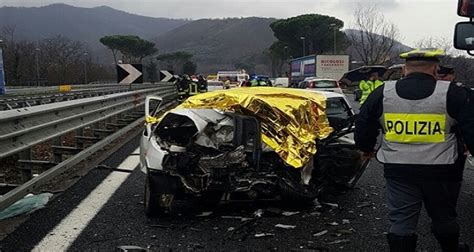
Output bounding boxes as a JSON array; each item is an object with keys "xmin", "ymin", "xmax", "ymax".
[{"xmin": 144, "ymin": 175, "xmax": 174, "ymax": 217}]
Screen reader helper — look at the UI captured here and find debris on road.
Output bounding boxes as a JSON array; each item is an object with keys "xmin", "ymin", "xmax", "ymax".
[
  {"xmin": 313, "ymin": 230, "xmax": 329, "ymax": 237},
  {"xmin": 196, "ymin": 211, "xmax": 213, "ymax": 217},
  {"xmin": 116, "ymin": 245, "xmax": 149, "ymax": 252},
  {"xmin": 253, "ymin": 209, "xmax": 264, "ymax": 218},
  {"xmin": 0, "ymin": 193, "xmax": 53, "ymax": 220},
  {"xmin": 357, "ymin": 202, "xmax": 372, "ymax": 208},
  {"xmin": 326, "ymin": 239, "xmax": 350, "ymax": 245},
  {"xmin": 282, "ymin": 211, "xmax": 300, "ymax": 217},
  {"xmin": 275, "ymin": 224, "xmax": 296, "ymax": 229},
  {"xmin": 321, "ymin": 202, "xmax": 339, "ymax": 208},
  {"xmin": 342, "ymin": 219, "xmax": 350, "ymax": 224},
  {"xmin": 336, "ymin": 229, "xmax": 354, "ymax": 235},
  {"xmin": 255, "ymin": 233, "xmax": 275, "ymax": 238},
  {"xmin": 326, "ymin": 222, "xmax": 339, "ymax": 226}
]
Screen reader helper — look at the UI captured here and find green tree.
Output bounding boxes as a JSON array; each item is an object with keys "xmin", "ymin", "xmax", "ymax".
[
  {"xmin": 182, "ymin": 61, "xmax": 197, "ymax": 75},
  {"xmin": 270, "ymin": 14, "xmax": 346, "ymax": 57},
  {"xmin": 99, "ymin": 35, "xmax": 121, "ymax": 63},
  {"xmin": 100, "ymin": 35, "xmax": 158, "ymax": 64}
]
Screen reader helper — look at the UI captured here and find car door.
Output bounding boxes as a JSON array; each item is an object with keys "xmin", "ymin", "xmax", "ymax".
[{"xmin": 140, "ymin": 96, "xmax": 163, "ymax": 172}]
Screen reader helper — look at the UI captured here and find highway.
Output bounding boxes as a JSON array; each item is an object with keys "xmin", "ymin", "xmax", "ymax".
[{"xmin": 0, "ymin": 94, "xmax": 473, "ymax": 251}]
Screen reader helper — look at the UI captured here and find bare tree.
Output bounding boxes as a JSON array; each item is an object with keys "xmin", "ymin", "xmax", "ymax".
[
  {"xmin": 348, "ymin": 6, "xmax": 400, "ymax": 65},
  {"xmin": 39, "ymin": 36, "xmax": 84, "ymax": 83}
]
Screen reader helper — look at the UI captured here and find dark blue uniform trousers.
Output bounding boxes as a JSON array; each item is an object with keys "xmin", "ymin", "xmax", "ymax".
[{"xmin": 386, "ymin": 178, "xmax": 461, "ymax": 237}]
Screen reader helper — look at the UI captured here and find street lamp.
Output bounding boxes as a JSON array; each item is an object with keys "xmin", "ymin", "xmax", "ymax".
[
  {"xmin": 330, "ymin": 23, "xmax": 337, "ymax": 54},
  {"xmin": 300, "ymin": 36, "xmax": 306, "ymax": 56},
  {"xmin": 35, "ymin": 48, "xmax": 40, "ymax": 86},
  {"xmin": 83, "ymin": 52, "xmax": 88, "ymax": 84},
  {"xmin": 0, "ymin": 39, "xmax": 5, "ymax": 94}
]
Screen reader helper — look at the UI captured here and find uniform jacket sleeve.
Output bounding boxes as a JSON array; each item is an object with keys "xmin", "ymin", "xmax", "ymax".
[
  {"xmin": 454, "ymin": 87, "xmax": 474, "ymax": 154},
  {"xmin": 354, "ymin": 86, "xmax": 384, "ymax": 152}
]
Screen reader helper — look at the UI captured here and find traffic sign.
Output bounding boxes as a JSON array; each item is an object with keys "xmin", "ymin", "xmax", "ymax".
[
  {"xmin": 117, "ymin": 64, "xmax": 143, "ymax": 84},
  {"xmin": 159, "ymin": 70, "xmax": 176, "ymax": 82}
]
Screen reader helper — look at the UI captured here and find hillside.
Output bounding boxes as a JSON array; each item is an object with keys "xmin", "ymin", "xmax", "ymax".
[
  {"xmin": 155, "ymin": 17, "xmax": 278, "ymax": 72},
  {"xmin": 0, "ymin": 4, "xmax": 414, "ymax": 74},
  {"xmin": 0, "ymin": 4, "xmax": 188, "ymax": 47}
]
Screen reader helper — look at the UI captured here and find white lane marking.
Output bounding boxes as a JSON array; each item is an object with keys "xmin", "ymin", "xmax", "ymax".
[{"xmin": 33, "ymin": 148, "xmax": 140, "ymax": 251}]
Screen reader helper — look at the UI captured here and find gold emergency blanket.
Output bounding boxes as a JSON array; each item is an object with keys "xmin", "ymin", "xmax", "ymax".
[{"xmin": 177, "ymin": 87, "xmax": 333, "ymax": 168}]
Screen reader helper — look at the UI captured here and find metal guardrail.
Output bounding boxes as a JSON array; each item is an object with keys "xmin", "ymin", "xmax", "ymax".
[
  {"xmin": 0, "ymin": 85, "xmax": 176, "ymax": 159},
  {"xmin": 0, "ymin": 83, "xmax": 169, "ymax": 110},
  {"xmin": 4, "ymin": 83, "xmax": 163, "ymax": 96},
  {"xmin": 0, "ymin": 84, "xmax": 177, "ymax": 211}
]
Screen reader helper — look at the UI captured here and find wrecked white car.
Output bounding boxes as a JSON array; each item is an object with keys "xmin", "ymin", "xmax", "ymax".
[{"xmin": 140, "ymin": 88, "xmax": 368, "ymax": 217}]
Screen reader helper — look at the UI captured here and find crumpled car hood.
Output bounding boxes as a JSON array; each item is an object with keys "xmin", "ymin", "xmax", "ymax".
[{"xmin": 174, "ymin": 87, "xmax": 333, "ymax": 168}]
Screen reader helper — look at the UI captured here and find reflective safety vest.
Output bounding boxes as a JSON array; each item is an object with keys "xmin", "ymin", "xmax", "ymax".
[
  {"xmin": 360, "ymin": 80, "xmax": 383, "ymax": 105},
  {"xmin": 250, "ymin": 79, "xmax": 258, "ymax": 86},
  {"xmin": 377, "ymin": 81, "xmax": 458, "ymax": 165},
  {"xmin": 189, "ymin": 82, "xmax": 198, "ymax": 96}
]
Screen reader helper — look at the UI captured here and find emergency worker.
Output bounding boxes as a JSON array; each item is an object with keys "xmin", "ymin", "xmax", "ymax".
[
  {"xmin": 249, "ymin": 78, "xmax": 258, "ymax": 86},
  {"xmin": 359, "ymin": 71, "xmax": 384, "ymax": 105},
  {"xmin": 197, "ymin": 75, "xmax": 208, "ymax": 93},
  {"xmin": 354, "ymin": 48, "xmax": 474, "ymax": 252},
  {"xmin": 258, "ymin": 78, "xmax": 268, "ymax": 86},
  {"xmin": 188, "ymin": 78, "xmax": 199, "ymax": 96},
  {"xmin": 177, "ymin": 75, "xmax": 190, "ymax": 102}
]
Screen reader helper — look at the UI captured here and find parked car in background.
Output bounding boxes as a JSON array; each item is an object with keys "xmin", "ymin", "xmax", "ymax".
[
  {"xmin": 207, "ymin": 80, "xmax": 224, "ymax": 92},
  {"xmin": 298, "ymin": 78, "xmax": 343, "ymax": 94},
  {"xmin": 271, "ymin": 77, "xmax": 289, "ymax": 87}
]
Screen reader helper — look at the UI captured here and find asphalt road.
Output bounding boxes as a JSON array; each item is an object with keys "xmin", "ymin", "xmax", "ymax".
[{"xmin": 1, "ymin": 94, "xmax": 473, "ymax": 251}]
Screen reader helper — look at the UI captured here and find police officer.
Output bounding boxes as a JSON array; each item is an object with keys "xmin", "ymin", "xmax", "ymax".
[
  {"xmin": 359, "ymin": 71, "xmax": 384, "ymax": 105},
  {"xmin": 197, "ymin": 75, "xmax": 208, "ymax": 93},
  {"xmin": 176, "ymin": 75, "xmax": 190, "ymax": 102},
  {"xmin": 354, "ymin": 48, "xmax": 474, "ymax": 252}
]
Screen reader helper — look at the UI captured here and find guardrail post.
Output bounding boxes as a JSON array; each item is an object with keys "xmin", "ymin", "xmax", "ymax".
[
  {"xmin": 19, "ymin": 149, "xmax": 33, "ymax": 183},
  {"xmin": 52, "ymin": 136, "xmax": 63, "ymax": 163},
  {"xmin": 75, "ymin": 128, "xmax": 84, "ymax": 149}
]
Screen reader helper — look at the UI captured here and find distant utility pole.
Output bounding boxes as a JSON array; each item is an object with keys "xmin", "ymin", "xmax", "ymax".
[
  {"xmin": 330, "ymin": 23, "xmax": 337, "ymax": 54},
  {"xmin": 35, "ymin": 47, "xmax": 40, "ymax": 86},
  {"xmin": 83, "ymin": 52, "xmax": 88, "ymax": 84},
  {"xmin": 300, "ymin": 36, "xmax": 306, "ymax": 56},
  {"xmin": 0, "ymin": 39, "xmax": 5, "ymax": 94}
]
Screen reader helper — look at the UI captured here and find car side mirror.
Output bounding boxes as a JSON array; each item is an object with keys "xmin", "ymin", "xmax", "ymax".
[
  {"xmin": 454, "ymin": 22, "xmax": 474, "ymax": 55},
  {"xmin": 458, "ymin": 0, "xmax": 474, "ymax": 17}
]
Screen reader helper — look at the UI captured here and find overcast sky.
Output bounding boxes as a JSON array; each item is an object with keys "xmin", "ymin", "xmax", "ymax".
[{"xmin": 0, "ymin": 0, "xmax": 466, "ymax": 47}]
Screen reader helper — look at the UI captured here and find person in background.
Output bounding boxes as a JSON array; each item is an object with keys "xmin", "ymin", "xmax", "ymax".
[
  {"xmin": 197, "ymin": 75, "xmax": 208, "ymax": 93},
  {"xmin": 177, "ymin": 75, "xmax": 191, "ymax": 102},
  {"xmin": 359, "ymin": 71, "xmax": 384, "ymax": 105}
]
